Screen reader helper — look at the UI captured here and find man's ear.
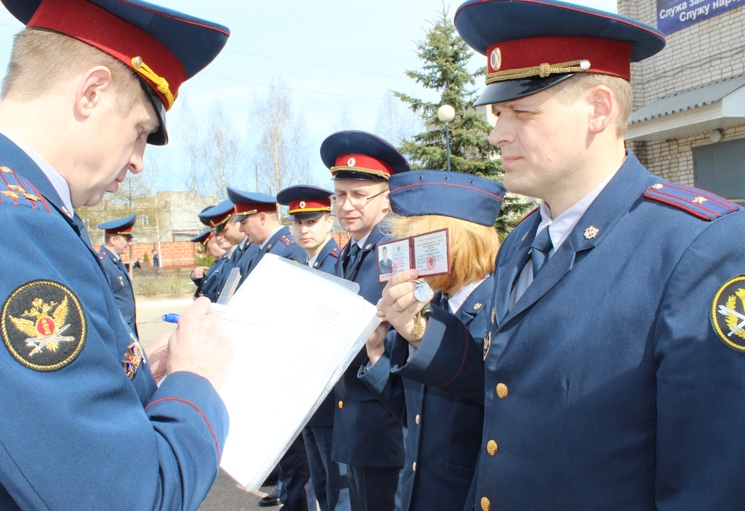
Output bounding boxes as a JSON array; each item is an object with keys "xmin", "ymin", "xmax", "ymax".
[
  {"xmin": 75, "ymin": 66, "xmax": 113, "ymax": 119},
  {"xmin": 588, "ymin": 85, "xmax": 614, "ymax": 135}
]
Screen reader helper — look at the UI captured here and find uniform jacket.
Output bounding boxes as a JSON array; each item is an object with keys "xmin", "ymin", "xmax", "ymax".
[
  {"xmin": 0, "ymin": 135, "xmax": 228, "ymax": 510},
  {"xmin": 396, "ymin": 151, "xmax": 745, "ymax": 510},
  {"xmin": 200, "ymin": 254, "xmax": 229, "ymax": 302},
  {"xmin": 98, "ymin": 245, "xmax": 137, "ymax": 335},
  {"xmin": 213, "ymin": 241, "xmax": 258, "ymax": 303},
  {"xmin": 332, "ymin": 223, "xmax": 404, "ymax": 467},
  {"xmin": 307, "ymin": 238, "xmax": 341, "ymax": 428},
  {"xmin": 236, "ymin": 226, "xmax": 306, "ymax": 286},
  {"xmin": 361, "ymin": 279, "xmax": 491, "ymax": 511}
]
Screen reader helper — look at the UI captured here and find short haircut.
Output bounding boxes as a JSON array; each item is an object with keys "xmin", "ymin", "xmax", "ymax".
[
  {"xmin": 2, "ymin": 28, "xmax": 145, "ymax": 112},
  {"xmin": 551, "ymin": 73, "xmax": 632, "ymax": 137},
  {"xmin": 384, "ymin": 214, "xmax": 499, "ymax": 295}
]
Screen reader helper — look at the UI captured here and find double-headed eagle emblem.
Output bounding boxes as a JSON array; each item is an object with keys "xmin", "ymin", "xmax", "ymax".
[{"xmin": 9, "ymin": 296, "xmax": 75, "ymax": 357}]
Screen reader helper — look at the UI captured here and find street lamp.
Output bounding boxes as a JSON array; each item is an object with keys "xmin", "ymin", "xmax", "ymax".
[{"xmin": 437, "ymin": 104, "xmax": 455, "ymax": 171}]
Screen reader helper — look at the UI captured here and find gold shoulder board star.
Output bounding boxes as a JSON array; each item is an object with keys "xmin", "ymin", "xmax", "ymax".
[{"xmin": 692, "ymin": 196, "xmax": 708, "ymax": 204}]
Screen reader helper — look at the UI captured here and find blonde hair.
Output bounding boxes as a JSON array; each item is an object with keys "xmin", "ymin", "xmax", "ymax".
[
  {"xmin": 384, "ymin": 214, "xmax": 499, "ymax": 295},
  {"xmin": 551, "ymin": 73, "xmax": 632, "ymax": 137},
  {"xmin": 2, "ymin": 28, "xmax": 145, "ymax": 112}
]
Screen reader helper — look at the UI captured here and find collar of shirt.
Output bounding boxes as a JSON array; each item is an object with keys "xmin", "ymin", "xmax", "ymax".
[
  {"xmin": 350, "ymin": 232, "xmax": 371, "ymax": 251},
  {"xmin": 537, "ymin": 168, "xmax": 619, "ymax": 255},
  {"xmin": 307, "ymin": 253, "xmax": 319, "ymax": 267},
  {"xmin": 445, "ymin": 275, "xmax": 489, "ymax": 313},
  {"xmin": 260, "ymin": 226, "xmax": 284, "ymax": 250},
  {"xmin": 0, "ymin": 130, "xmax": 74, "ymax": 214}
]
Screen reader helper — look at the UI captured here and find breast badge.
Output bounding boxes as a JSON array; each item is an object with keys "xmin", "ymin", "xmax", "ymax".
[
  {"xmin": 2, "ymin": 280, "xmax": 87, "ymax": 370},
  {"xmin": 711, "ymin": 276, "xmax": 745, "ymax": 353}
]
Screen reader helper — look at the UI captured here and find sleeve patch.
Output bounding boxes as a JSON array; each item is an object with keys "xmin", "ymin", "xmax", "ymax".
[
  {"xmin": 711, "ymin": 275, "xmax": 745, "ymax": 353},
  {"xmin": 2, "ymin": 280, "xmax": 87, "ymax": 371},
  {"xmin": 645, "ymin": 182, "xmax": 739, "ymax": 221}
]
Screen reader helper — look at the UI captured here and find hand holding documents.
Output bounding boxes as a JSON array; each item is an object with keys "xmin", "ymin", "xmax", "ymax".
[
  {"xmin": 377, "ymin": 228, "xmax": 451, "ymax": 283},
  {"xmin": 215, "ymin": 254, "xmax": 381, "ymax": 490}
]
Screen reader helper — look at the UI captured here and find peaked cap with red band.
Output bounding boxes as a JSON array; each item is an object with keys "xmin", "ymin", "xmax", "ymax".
[
  {"xmin": 2, "ymin": 0, "xmax": 230, "ymax": 145},
  {"xmin": 277, "ymin": 185, "xmax": 333, "ymax": 221},
  {"xmin": 454, "ymin": 0, "xmax": 666, "ymax": 105},
  {"xmin": 199, "ymin": 199, "xmax": 235, "ymax": 232},
  {"xmin": 97, "ymin": 213, "xmax": 136, "ymax": 236},
  {"xmin": 320, "ymin": 130, "xmax": 410, "ymax": 181},
  {"xmin": 190, "ymin": 228, "xmax": 213, "ymax": 246},
  {"xmin": 226, "ymin": 187, "xmax": 278, "ymax": 221}
]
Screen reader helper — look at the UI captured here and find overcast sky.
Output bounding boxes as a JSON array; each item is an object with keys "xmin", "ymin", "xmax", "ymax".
[{"xmin": 0, "ymin": 0, "xmax": 619, "ymax": 192}]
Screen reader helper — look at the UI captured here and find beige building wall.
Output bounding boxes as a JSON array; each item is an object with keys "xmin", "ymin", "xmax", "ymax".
[{"xmin": 621, "ymin": 0, "xmax": 745, "ymax": 185}]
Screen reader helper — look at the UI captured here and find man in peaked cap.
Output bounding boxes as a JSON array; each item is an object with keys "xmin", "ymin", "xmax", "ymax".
[
  {"xmin": 380, "ymin": 0, "xmax": 745, "ymax": 509},
  {"xmin": 321, "ymin": 130, "xmax": 409, "ymax": 511},
  {"xmin": 278, "ymin": 184, "xmax": 349, "ymax": 511},
  {"xmin": 97, "ymin": 213, "xmax": 138, "ymax": 334},
  {"xmin": 0, "ymin": 1, "xmax": 233, "ymax": 509},
  {"xmin": 198, "ymin": 199, "xmax": 252, "ymax": 303},
  {"xmin": 190, "ymin": 227, "xmax": 226, "ymax": 300},
  {"xmin": 227, "ymin": 187, "xmax": 306, "ymax": 286}
]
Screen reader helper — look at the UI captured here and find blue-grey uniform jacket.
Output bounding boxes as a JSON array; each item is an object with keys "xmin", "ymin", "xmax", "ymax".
[
  {"xmin": 0, "ymin": 134, "xmax": 228, "ymax": 510},
  {"xmin": 360, "ymin": 277, "xmax": 492, "ymax": 511},
  {"xmin": 332, "ymin": 223, "xmax": 404, "ymax": 468},
  {"xmin": 98, "ymin": 245, "xmax": 137, "ymax": 335},
  {"xmin": 236, "ymin": 226, "xmax": 306, "ymax": 286},
  {"xmin": 395, "ymin": 151, "xmax": 745, "ymax": 510}
]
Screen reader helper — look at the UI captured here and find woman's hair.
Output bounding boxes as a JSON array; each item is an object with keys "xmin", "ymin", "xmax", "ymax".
[
  {"xmin": 2, "ymin": 28, "xmax": 145, "ymax": 112},
  {"xmin": 384, "ymin": 214, "xmax": 499, "ymax": 295},
  {"xmin": 551, "ymin": 73, "xmax": 632, "ymax": 137}
]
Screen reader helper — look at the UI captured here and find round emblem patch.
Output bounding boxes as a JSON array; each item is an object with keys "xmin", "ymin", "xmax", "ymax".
[
  {"xmin": 2, "ymin": 280, "xmax": 87, "ymax": 370},
  {"xmin": 490, "ymin": 48, "xmax": 502, "ymax": 72},
  {"xmin": 711, "ymin": 275, "xmax": 745, "ymax": 353},
  {"xmin": 299, "ymin": 201, "xmax": 306, "ymax": 209}
]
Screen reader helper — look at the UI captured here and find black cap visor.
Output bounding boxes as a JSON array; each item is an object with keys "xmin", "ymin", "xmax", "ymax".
[{"xmin": 474, "ymin": 73, "xmax": 575, "ymax": 106}]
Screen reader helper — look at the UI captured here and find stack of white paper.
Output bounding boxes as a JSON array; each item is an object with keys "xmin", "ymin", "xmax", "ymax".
[{"xmin": 215, "ymin": 254, "xmax": 380, "ymax": 490}]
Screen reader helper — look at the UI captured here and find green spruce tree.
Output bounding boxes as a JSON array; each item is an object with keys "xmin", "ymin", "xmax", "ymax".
[{"xmin": 393, "ymin": 7, "xmax": 534, "ymax": 234}]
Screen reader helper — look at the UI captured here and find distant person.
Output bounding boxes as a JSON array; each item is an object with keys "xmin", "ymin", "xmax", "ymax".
[
  {"xmin": 152, "ymin": 248, "xmax": 160, "ymax": 267},
  {"xmin": 190, "ymin": 228, "xmax": 226, "ymax": 298},
  {"xmin": 0, "ymin": 0, "xmax": 233, "ymax": 508},
  {"xmin": 278, "ymin": 184, "xmax": 349, "ymax": 511},
  {"xmin": 97, "ymin": 214, "xmax": 138, "ymax": 335},
  {"xmin": 133, "ymin": 258, "xmax": 142, "ymax": 269}
]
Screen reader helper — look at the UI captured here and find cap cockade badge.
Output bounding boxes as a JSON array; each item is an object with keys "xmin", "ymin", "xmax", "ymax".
[
  {"xmin": 711, "ymin": 276, "xmax": 745, "ymax": 353},
  {"xmin": 2, "ymin": 280, "xmax": 87, "ymax": 370}
]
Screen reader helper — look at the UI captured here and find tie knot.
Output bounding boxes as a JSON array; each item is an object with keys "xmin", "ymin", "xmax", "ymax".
[
  {"xmin": 349, "ymin": 243, "xmax": 360, "ymax": 256},
  {"xmin": 530, "ymin": 227, "xmax": 553, "ymax": 277},
  {"xmin": 531, "ymin": 227, "xmax": 553, "ymax": 255}
]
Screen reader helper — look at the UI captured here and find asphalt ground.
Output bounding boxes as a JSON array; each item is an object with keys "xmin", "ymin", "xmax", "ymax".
[{"xmin": 137, "ymin": 298, "xmax": 276, "ymax": 511}]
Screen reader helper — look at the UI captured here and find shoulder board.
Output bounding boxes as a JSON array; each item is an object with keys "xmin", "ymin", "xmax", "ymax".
[
  {"xmin": 514, "ymin": 206, "xmax": 539, "ymax": 228},
  {"xmin": 330, "ymin": 246, "xmax": 341, "ymax": 258},
  {"xmin": 279, "ymin": 235, "xmax": 296, "ymax": 246},
  {"xmin": 98, "ymin": 251, "xmax": 108, "ymax": 261},
  {"xmin": 0, "ymin": 166, "xmax": 51, "ymax": 213},
  {"xmin": 644, "ymin": 182, "xmax": 740, "ymax": 221}
]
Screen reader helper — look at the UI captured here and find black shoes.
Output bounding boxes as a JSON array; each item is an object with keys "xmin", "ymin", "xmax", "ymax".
[{"xmin": 258, "ymin": 490, "xmax": 281, "ymax": 507}]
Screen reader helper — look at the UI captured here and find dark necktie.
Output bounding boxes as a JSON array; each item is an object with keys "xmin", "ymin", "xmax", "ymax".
[
  {"xmin": 344, "ymin": 243, "xmax": 360, "ymax": 278},
  {"xmin": 531, "ymin": 227, "xmax": 553, "ymax": 276}
]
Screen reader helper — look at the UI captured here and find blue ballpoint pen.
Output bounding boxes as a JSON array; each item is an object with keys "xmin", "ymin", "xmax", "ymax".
[{"xmin": 162, "ymin": 313, "xmax": 180, "ymax": 323}]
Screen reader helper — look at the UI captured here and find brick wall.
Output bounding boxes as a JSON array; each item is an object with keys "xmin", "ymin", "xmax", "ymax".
[{"xmin": 95, "ymin": 242, "xmax": 199, "ymax": 268}]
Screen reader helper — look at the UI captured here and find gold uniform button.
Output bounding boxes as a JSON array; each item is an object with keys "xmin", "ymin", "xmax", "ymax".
[
  {"xmin": 412, "ymin": 462, "xmax": 416, "ymax": 472},
  {"xmin": 338, "ymin": 401, "xmax": 344, "ymax": 409},
  {"xmin": 415, "ymin": 414, "xmax": 421, "ymax": 425},
  {"xmin": 487, "ymin": 440, "xmax": 498, "ymax": 456},
  {"xmin": 496, "ymin": 383, "xmax": 508, "ymax": 398},
  {"xmin": 481, "ymin": 496, "xmax": 491, "ymax": 511}
]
